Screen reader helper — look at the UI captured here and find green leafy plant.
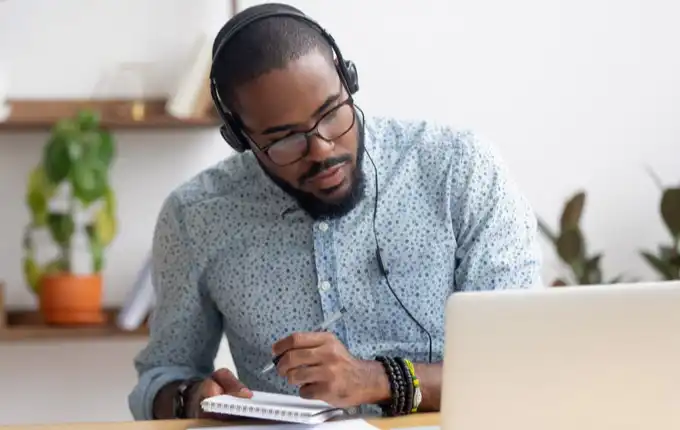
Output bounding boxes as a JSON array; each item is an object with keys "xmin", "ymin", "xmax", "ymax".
[
  {"xmin": 537, "ymin": 191, "xmax": 624, "ymax": 286},
  {"xmin": 22, "ymin": 110, "xmax": 118, "ymax": 293},
  {"xmin": 640, "ymin": 174, "xmax": 680, "ymax": 280}
]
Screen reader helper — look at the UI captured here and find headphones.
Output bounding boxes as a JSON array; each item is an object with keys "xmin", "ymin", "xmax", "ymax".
[{"xmin": 209, "ymin": 3, "xmax": 360, "ymax": 153}]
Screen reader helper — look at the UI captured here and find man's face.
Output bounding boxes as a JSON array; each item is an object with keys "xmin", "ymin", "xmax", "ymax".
[{"xmin": 233, "ymin": 50, "xmax": 362, "ymax": 215}]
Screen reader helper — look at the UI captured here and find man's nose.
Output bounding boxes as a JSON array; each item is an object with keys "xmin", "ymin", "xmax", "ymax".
[{"xmin": 305, "ymin": 134, "xmax": 335, "ymax": 162}]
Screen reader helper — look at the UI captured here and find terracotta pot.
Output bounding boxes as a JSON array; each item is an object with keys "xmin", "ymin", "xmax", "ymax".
[{"xmin": 39, "ymin": 274, "xmax": 105, "ymax": 325}]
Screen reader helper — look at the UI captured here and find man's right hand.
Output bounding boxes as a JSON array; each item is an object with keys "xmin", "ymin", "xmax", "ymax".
[{"xmin": 187, "ymin": 368, "xmax": 253, "ymax": 418}]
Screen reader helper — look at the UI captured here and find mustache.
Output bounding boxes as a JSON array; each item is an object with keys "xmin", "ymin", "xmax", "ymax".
[{"xmin": 299, "ymin": 155, "xmax": 352, "ymax": 185}]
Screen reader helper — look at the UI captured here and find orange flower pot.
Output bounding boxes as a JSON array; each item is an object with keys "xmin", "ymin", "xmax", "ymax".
[{"xmin": 39, "ymin": 274, "xmax": 105, "ymax": 325}]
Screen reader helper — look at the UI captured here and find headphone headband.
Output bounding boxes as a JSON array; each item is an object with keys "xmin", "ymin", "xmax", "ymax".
[{"xmin": 209, "ymin": 4, "xmax": 359, "ymax": 153}]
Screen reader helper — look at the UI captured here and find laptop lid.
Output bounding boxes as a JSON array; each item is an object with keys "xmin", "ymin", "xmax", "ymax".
[{"xmin": 440, "ymin": 281, "xmax": 680, "ymax": 430}]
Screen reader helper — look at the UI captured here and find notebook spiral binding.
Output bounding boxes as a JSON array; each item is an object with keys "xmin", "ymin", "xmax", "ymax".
[{"xmin": 202, "ymin": 399, "xmax": 311, "ymax": 419}]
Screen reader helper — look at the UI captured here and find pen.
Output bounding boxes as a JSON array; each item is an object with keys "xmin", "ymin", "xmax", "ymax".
[{"xmin": 259, "ymin": 306, "xmax": 348, "ymax": 374}]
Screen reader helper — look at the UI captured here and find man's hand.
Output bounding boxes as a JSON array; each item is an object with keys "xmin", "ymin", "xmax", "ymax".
[
  {"xmin": 273, "ymin": 332, "xmax": 390, "ymax": 407},
  {"xmin": 187, "ymin": 368, "xmax": 253, "ymax": 418}
]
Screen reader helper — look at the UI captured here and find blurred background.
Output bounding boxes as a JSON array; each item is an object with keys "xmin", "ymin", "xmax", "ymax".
[{"xmin": 0, "ymin": 0, "xmax": 679, "ymax": 425}]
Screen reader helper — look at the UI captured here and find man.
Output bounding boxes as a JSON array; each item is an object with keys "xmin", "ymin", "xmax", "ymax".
[{"xmin": 128, "ymin": 3, "xmax": 541, "ymax": 421}]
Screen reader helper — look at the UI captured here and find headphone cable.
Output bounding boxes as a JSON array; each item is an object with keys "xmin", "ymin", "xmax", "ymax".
[{"xmin": 357, "ymin": 107, "xmax": 433, "ymax": 364}]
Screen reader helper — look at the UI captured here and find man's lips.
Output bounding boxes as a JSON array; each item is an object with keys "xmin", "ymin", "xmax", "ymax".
[
  {"xmin": 307, "ymin": 162, "xmax": 347, "ymax": 189},
  {"xmin": 309, "ymin": 163, "xmax": 345, "ymax": 181}
]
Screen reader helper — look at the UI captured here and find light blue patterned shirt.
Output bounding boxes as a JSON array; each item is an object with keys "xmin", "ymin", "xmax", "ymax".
[{"xmin": 128, "ymin": 115, "xmax": 542, "ymax": 420}]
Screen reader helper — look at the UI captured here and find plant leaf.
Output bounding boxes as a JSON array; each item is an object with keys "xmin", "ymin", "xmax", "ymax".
[
  {"xmin": 25, "ymin": 165, "xmax": 56, "ymax": 227},
  {"xmin": 46, "ymin": 213, "xmax": 75, "ymax": 247},
  {"xmin": 659, "ymin": 245, "xmax": 675, "ymax": 261},
  {"xmin": 640, "ymin": 251, "xmax": 677, "ymax": 280},
  {"xmin": 583, "ymin": 254, "xmax": 602, "ymax": 285},
  {"xmin": 560, "ymin": 191, "xmax": 586, "ymax": 231},
  {"xmin": 70, "ymin": 162, "xmax": 108, "ymax": 205},
  {"xmin": 88, "ymin": 234, "xmax": 104, "ymax": 273},
  {"xmin": 22, "ymin": 256, "xmax": 42, "ymax": 294},
  {"xmin": 557, "ymin": 228, "xmax": 583, "ymax": 263},
  {"xmin": 96, "ymin": 130, "xmax": 115, "ymax": 168},
  {"xmin": 670, "ymin": 254, "xmax": 680, "ymax": 268},
  {"xmin": 76, "ymin": 109, "xmax": 101, "ymax": 131},
  {"xmin": 660, "ymin": 188, "xmax": 680, "ymax": 240},
  {"xmin": 42, "ymin": 135, "xmax": 73, "ymax": 183},
  {"xmin": 536, "ymin": 218, "xmax": 558, "ymax": 244}
]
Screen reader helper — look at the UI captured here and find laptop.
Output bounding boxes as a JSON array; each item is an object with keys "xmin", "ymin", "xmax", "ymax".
[{"xmin": 440, "ymin": 281, "xmax": 680, "ymax": 430}]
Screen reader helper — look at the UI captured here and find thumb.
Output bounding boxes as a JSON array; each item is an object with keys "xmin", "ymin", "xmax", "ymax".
[
  {"xmin": 211, "ymin": 368, "xmax": 253, "ymax": 398},
  {"xmin": 202, "ymin": 378, "xmax": 225, "ymax": 397}
]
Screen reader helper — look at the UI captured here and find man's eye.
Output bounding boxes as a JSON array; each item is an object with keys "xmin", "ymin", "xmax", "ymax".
[
  {"xmin": 270, "ymin": 133, "xmax": 299, "ymax": 145},
  {"xmin": 325, "ymin": 109, "xmax": 339, "ymax": 120}
]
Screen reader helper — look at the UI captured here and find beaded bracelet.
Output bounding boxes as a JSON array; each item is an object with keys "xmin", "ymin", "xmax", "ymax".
[
  {"xmin": 395, "ymin": 357, "xmax": 414, "ymax": 414},
  {"xmin": 376, "ymin": 356, "xmax": 397, "ymax": 416},
  {"xmin": 376, "ymin": 356, "xmax": 408, "ymax": 416}
]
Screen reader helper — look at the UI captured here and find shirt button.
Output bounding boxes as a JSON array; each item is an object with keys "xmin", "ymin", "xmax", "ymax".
[
  {"xmin": 319, "ymin": 280, "xmax": 331, "ymax": 292},
  {"xmin": 318, "ymin": 222, "xmax": 329, "ymax": 232}
]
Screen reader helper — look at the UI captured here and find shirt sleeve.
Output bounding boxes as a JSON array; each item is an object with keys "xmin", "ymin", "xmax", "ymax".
[
  {"xmin": 128, "ymin": 193, "xmax": 224, "ymax": 420},
  {"xmin": 450, "ymin": 131, "xmax": 543, "ymax": 291}
]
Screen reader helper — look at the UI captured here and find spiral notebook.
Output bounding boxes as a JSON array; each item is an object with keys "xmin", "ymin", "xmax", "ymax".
[{"xmin": 200, "ymin": 391, "xmax": 347, "ymax": 424}]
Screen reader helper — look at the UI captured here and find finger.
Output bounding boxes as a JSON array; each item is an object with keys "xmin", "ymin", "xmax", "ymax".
[
  {"xmin": 211, "ymin": 368, "xmax": 253, "ymax": 398},
  {"xmin": 272, "ymin": 331, "xmax": 335, "ymax": 356},
  {"xmin": 287, "ymin": 364, "xmax": 326, "ymax": 386},
  {"xmin": 200, "ymin": 378, "xmax": 225, "ymax": 398},
  {"xmin": 276, "ymin": 347, "xmax": 322, "ymax": 376}
]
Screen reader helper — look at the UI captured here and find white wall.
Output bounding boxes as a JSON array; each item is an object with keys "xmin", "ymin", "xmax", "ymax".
[
  {"xmin": 0, "ymin": 0, "xmax": 236, "ymax": 425},
  {"xmin": 1, "ymin": 0, "xmax": 679, "ymax": 425}
]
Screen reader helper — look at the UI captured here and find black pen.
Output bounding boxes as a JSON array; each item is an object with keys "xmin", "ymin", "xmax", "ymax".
[{"xmin": 259, "ymin": 307, "xmax": 347, "ymax": 374}]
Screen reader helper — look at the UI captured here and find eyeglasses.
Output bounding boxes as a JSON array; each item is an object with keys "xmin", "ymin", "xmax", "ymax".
[{"xmin": 254, "ymin": 99, "xmax": 357, "ymax": 166}]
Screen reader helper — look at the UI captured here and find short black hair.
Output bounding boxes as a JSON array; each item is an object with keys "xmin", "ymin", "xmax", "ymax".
[{"xmin": 212, "ymin": 4, "xmax": 335, "ymax": 112}]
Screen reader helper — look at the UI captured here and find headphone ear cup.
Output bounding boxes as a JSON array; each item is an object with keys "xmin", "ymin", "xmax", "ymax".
[
  {"xmin": 219, "ymin": 116, "xmax": 249, "ymax": 153},
  {"xmin": 210, "ymin": 80, "xmax": 250, "ymax": 152},
  {"xmin": 342, "ymin": 60, "xmax": 359, "ymax": 94}
]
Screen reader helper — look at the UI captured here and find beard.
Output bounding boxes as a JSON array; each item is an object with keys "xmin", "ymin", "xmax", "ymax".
[{"xmin": 260, "ymin": 127, "xmax": 366, "ymax": 221}]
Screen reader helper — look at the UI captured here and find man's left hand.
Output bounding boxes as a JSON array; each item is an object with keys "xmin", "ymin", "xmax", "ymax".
[{"xmin": 273, "ymin": 331, "xmax": 390, "ymax": 407}]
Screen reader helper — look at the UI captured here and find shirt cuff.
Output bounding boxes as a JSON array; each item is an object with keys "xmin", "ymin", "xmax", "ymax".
[{"xmin": 128, "ymin": 366, "xmax": 203, "ymax": 420}]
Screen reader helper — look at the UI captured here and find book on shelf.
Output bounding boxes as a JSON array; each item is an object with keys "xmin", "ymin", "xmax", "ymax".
[
  {"xmin": 116, "ymin": 252, "xmax": 155, "ymax": 331},
  {"xmin": 166, "ymin": 33, "xmax": 214, "ymax": 120}
]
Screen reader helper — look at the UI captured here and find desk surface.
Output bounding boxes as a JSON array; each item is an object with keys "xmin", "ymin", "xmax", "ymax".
[{"xmin": 2, "ymin": 413, "xmax": 440, "ymax": 430}]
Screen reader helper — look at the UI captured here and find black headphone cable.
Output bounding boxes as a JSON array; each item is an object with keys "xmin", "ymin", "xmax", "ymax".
[{"xmin": 356, "ymin": 106, "xmax": 434, "ymax": 364}]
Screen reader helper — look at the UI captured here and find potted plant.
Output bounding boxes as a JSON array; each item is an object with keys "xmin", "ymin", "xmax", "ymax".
[
  {"xmin": 640, "ymin": 174, "xmax": 680, "ymax": 280},
  {"xmin": 22, "ymin": 110, "xmax": 117, "ymax": 325},
  {"xmin": 537, "ymin": 191, "xmax": 625, "ymax": 286}
]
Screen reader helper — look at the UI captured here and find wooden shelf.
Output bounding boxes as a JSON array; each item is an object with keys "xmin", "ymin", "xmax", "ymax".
[
  {"xmin": 0, "ymin": 98, "xmax": 221, "ymax": 131},
  {"xmin": 0, "ymin": 307, "xmax": 149, "ymax": 342}
]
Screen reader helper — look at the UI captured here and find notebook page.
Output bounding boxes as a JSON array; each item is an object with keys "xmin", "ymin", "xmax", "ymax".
[{"xmin": 204, "ymin": 390, "xmax": 334, "ymax": 413}]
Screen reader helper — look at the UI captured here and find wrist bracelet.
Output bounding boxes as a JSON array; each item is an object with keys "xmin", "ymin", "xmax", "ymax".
[
  {"xmin": 395, "ymin": 357, "xmax": 414, "ymax": 414},
  {"xmin": 403, "ymin": 358, "xmax": 422, "ymax": 412},
  {"xmin": 376, "ymin": 356, "xmax": 401, "ymax": 416},
  {"xmin": 376, "ymin": 356, "xmax": 414, "ymax": 416},
  {"xmin": 173, "ymin": 377, "xmax": 203, "ymax": 419}
]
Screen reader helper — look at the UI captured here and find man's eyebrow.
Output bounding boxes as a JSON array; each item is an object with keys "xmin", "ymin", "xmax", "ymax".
[{"xmin": 259, "ymin": 91, "xmax": 342, "ymax": 135}]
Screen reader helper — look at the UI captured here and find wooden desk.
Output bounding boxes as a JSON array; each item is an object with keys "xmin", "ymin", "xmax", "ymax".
[{"xmin": 2, "ymin": 413, "xmax": 440, "ymax": 430}]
